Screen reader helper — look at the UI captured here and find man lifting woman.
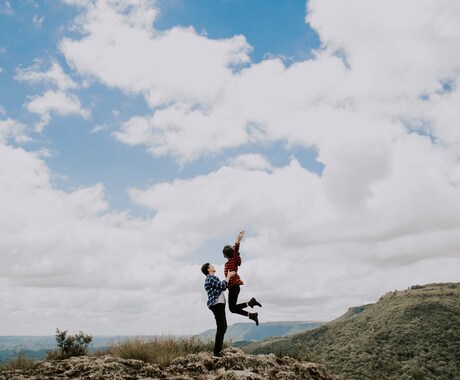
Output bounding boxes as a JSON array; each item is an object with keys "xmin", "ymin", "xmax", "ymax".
[{"xmin": 201, "ymin": 230, "xmax": 262, "ymax": 357}]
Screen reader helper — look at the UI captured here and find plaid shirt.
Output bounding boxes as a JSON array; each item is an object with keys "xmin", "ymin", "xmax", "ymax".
[
  {"xmin": 224, "ymin": 242, "xmax": 244, "ymax": 287},
  {"xmin": 204, "ymin": 275, "xmax": 228, "ymax": 308}
]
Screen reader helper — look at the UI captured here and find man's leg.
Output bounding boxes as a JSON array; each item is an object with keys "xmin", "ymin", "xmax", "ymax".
[
  {"xmin": 228, "ymin": 285, "xmax": 249, "ymax": 317},
  {"xmin": 210, "ymin": 303, "xmax": 227, "ymax": 356}
]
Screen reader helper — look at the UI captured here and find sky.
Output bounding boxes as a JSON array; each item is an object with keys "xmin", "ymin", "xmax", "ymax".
[{"xmin": 1, "ymin": 0, "xmax": 460, "ymax": 336}]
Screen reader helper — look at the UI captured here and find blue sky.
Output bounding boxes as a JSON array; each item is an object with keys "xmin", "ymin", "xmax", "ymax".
[
  {"xmin": 155, "ymin": 0, "xmax": 319, "ymax": 62},
  {"xmin": 1, "ymin": 0, "xmax": 460, "ymax": 336}
]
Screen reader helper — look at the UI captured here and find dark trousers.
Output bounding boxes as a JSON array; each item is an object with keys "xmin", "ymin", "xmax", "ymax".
[
  {"xmin": 210, "ymin": 303, "xmax": 227, "ymax": 355},
  {"xmin": 228, "ymin": 285, "xmax": 249, "ymax": 317}
]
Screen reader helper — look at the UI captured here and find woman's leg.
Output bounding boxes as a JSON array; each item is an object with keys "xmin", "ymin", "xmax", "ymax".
[{"xmin": 228, "ymin": 285, "xmax": 249, "ymax": 317}]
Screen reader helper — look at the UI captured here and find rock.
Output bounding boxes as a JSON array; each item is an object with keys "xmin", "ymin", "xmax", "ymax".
[
  {"xmin": 0, "ymin": 348, "xmax": 345, "ymax": 380},
  {"xmin": 0, "ymin": 355, "xmax": 163, "ymax": 380}
]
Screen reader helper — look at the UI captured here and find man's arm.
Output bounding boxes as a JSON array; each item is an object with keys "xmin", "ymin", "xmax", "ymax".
[{"xmin": 208, "ymin": 276, "xmax": 227, "ymax": 291}]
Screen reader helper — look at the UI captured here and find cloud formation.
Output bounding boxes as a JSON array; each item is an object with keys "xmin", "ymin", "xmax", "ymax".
[
  {"xmin": 0, "ymin": 0, "xmax": 14, "ymax": 15},
  {"xmin": 0, "ymin": 117, "xmax": 29, "ymax": 144},
  {"xmin": 2, "ymin": 0, "xmax": 460, "ymax": 335},
  {"xmin": 0, "ymin": 142, "xmax": 203, "ymax": 334},
  {"xmin": 58, "ymin": 0, "xmax": 460, "ymax": 163},
  {"xmin": 15, "ymin": 61, "xmax": 89, "ymax": 131}
]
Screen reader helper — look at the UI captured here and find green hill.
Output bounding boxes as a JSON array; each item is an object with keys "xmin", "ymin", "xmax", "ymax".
[{"xmin": 244, "ymin": 282, "xmax": 460, "ymax": 380}]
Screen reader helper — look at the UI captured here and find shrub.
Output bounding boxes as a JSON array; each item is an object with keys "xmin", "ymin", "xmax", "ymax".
[{"xmin": 47, "ymin": 329, "xmax": 93, "ymax": 360}]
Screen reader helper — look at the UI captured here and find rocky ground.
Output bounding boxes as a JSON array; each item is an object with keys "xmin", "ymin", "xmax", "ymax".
[{"xmin": 0, "ymin": 347, "xmax": 344, "ymax": 380}]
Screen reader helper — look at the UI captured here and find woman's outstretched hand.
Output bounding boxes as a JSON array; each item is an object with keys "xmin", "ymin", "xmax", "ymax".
[{"xmin": 236, "ymin": 230, "xmax": 245, "ymax": 244}]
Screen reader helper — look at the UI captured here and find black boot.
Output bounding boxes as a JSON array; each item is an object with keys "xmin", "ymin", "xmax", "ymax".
[
  {"xmin": 248, "ymin": 297, "xmax": 262, "ymax": 308},
  {"xmin": 249, "ymin": 312, "xmax": 259, "ymax": 326}
]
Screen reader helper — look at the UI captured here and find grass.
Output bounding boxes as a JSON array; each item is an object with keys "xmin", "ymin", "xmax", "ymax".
[
  {"xmin": 1, "ymin": 335, "xmax": 222, "ymax": 373},
  {"xmin": 1, "ymin": 349, "xmax": 37, "ymax": 371},
  {"xmin": 101, "ymin": 335, "xmax": 218, "ymax": 367}
]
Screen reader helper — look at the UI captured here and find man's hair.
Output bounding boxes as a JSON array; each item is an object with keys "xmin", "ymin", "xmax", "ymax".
[
  {"xmin": 201, "ymin": 263, "xmax": 210, "ymax": 276},
  {"xmin": 222, "ymin": 245, "xmax": 234, "ymax": 259}
]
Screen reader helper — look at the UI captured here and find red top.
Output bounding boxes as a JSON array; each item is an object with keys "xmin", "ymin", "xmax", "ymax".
[{"xmin": 224, "ymin": 242, "xmax": 244, "ymax": 287}]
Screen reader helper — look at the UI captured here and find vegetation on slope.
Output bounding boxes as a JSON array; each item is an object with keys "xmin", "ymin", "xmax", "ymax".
[{"xmin": 244, "ymin": 282, "xmax": 460, "ymax": 380}]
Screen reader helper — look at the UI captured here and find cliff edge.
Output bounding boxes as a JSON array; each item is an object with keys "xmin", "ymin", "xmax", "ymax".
[{"xmin": 0, "ymin": 347, "xmax": 344, "ymax": 380}]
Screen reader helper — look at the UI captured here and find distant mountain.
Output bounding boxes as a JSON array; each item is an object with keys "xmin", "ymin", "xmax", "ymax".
[
  {"xmin": 198, "ymin": 321, "xmax": 323, "ymax": 343},
  {"xmin": 0, "ymin": 336, "xmax": 135, "ymax": 363},
  {"xmin": 244, "ymin": 282, "xmax": 460, "ymax": 380},
  {"xmin": 0, "ymin": 336, "xmax": 54, "ymax": 363}
]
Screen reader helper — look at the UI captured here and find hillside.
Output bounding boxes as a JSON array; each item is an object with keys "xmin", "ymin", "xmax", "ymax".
[
  {"xmin": 244, "ymin": 282, "xmax": 460, "ymax": 380},
  {"xmin": 198, "ymin": 321, "xmax": 323, "ymax": 343},
  {"xmin": 0, "ymin": 347, "xmax": 344, "ymax": 380}
]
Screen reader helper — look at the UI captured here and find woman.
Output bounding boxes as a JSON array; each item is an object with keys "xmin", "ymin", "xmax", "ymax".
[{"xmin": 223, "ymin": 230, "xmax": 262, "ymax": 325}]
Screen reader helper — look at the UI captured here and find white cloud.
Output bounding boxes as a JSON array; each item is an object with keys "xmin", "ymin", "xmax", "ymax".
[
  {"xmin": 62, "ymin": 0, "xmax": 92, "ymax": 8},
  {"xmin": 130, "ymin": 161, "xmax": 330, "ymax": 241},
  {"xmin": 127, "ymin": 149, "xmax": 460, "ymax": 324},
  {"xmin": 59, "ymin": 0, "xmax": 250, "ymax": 109},
  {"xmin": 228, "ymin": 153, "xmax": 272, "ymax": 171},
  {"xmin": 308, "ymin": 0, "xmax": 460, "ymax": 98},
  {"xmin": 0, "ymin": 118, "xmax": 30, "ymax": 143},
  {"xmin": 114, "ymin": 105, "xmax": 251, "ymax": 162},
  {"xmin": 34, "ymin": 147, "xmax": 54, "ymax": 158},
  {"xmin": 32, "ymin": 14, "xmax": 44, "ymax": 28},
  {"xmin": 16, "ymin": 61, "xmax": 88, "ymax": 130},
  {"xmin": 0, "ymin": 1, "xmax": 14, "ymax": 15},
  {"xmin": 426, "ymin": 85, "xmax": 460, "ymax": 153},
  {"xmin": 26, "ymin": 90, "xmax": 90, "ymax": 131},
  {"xmin": 0, "ymin": 144, "xmax": 206, "ymax": 334},
  {"xmin": 16, "ymin": 61, "xmax": 78, "ymax": 91},
  {"xmin": 62, "ymin": 0, "xmax": 460, "ymax": 167},
  {"xmin": 91, "ymin": 123, "xmax": 110, "ymax": 133}
]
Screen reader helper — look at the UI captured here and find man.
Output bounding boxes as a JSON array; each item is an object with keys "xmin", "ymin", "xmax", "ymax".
[{"xmin": 201, "ymin": 262, "xmax": 235, "ymax": 357}]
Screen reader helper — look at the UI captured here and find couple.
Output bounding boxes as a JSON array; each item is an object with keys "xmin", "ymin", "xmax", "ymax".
[{"xmin": 201, "ymin": 230, "xmax": 262, "ymax": 357}]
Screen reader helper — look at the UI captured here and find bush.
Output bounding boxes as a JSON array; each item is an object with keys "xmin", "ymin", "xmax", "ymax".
[{"xmin": 47, "ymin": 329, "xmax": 93, "ymax": 360}]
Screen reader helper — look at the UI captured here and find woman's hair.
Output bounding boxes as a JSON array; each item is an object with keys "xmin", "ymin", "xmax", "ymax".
[
  {"xmin": 201, "ymin": 263, "xmax": 210, "ymax": 276},
  {"xmin": 222, "ymin": 245, "xmax": 234, "ymax": 259}
]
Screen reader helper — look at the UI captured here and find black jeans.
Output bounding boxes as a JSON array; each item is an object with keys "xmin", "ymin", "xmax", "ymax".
[
  {"xmin": 210, "ymin": 303, "xmax": 227, "ymax": 355},
  {"xmin": 228, "ymin": 285, "xmax": 249, "ymax": 317}
]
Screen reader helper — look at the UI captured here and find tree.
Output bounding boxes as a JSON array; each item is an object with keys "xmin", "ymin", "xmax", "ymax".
[{"xmin": 49, "ymin": 329, "xmax": 93, "ymax": 359}]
